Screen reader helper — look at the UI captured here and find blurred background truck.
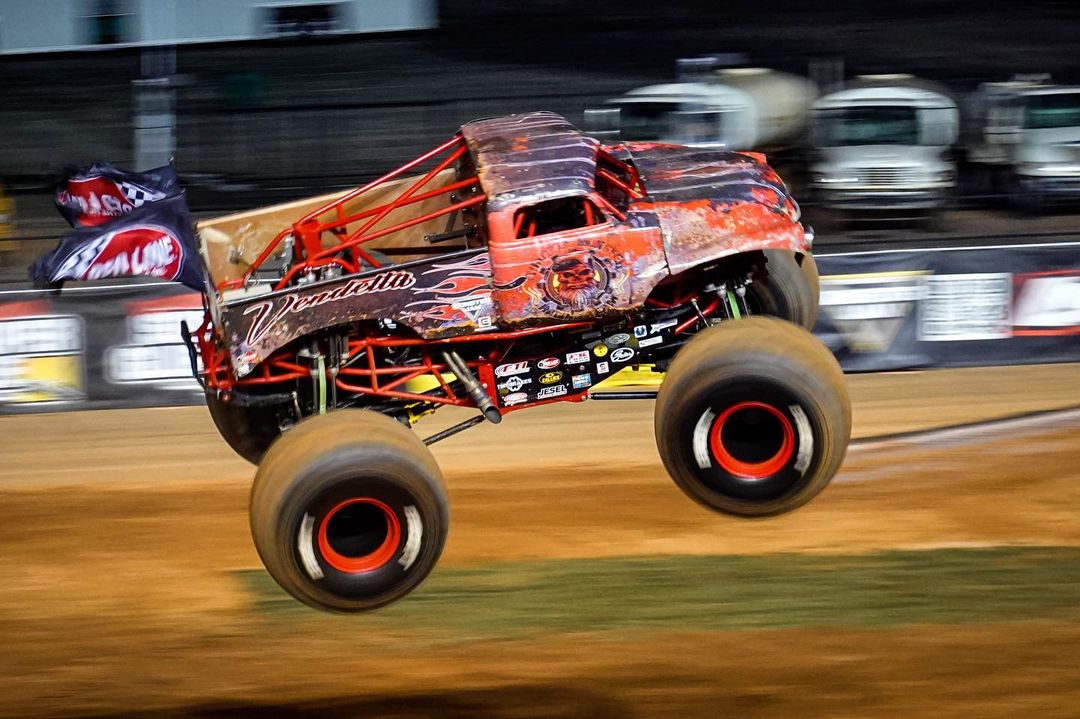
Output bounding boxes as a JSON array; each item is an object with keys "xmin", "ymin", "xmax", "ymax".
[
  {"xmin": 584, "ymin": 57, "xmax": 817, "ymax": 153},
  {"xmin": 807, "ymin": 75, "xmax": 959, "ymax": 217},
  {"xmin": 963, "ymin": 76, "xmax": 1080, "ymax": 212}
]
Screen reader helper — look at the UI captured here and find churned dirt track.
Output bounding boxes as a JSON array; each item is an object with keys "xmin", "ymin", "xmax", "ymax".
[{"xmin": 0, "ymin": 363, "xmax": 1078, "ymax": 718}]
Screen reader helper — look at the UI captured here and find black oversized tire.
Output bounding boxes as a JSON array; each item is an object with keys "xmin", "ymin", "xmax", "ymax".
[
  {"xmin": 250, "ymin": 410, "xmax": 448, "ymax": 612},
  {"xmin": 747, "ymin": 250, "xmax": 819, "ymax": 330},
  {"xmin": 206, "ymin": 392, "xmax": 283, "ymax": 465},
  {"xmin": 654, "ymin": 317, "xmax": 850, "ymax": 517}
]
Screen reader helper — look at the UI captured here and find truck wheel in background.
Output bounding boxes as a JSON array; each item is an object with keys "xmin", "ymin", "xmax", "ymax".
[
  {"xmin": 747, "ymin": 250, "xmax": 820, "ymax": 330},
  {"xmin": 250, "ymin": 410, "xmax": 448, "ymax": 613},
  {"xmin": 206, "ymin": 392, "xmax": 284, "ymax": 465},
  {"xmin": 654, "ymin": 317, "xmax": 850, "ymax": 517}
]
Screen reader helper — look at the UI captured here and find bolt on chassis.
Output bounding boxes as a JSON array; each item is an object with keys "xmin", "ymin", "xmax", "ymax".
[{"xmin": 189, "ymin": 112, "xmax": 850, "ymax": 612}]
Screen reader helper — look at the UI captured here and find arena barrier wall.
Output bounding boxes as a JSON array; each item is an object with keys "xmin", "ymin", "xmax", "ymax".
[{"xmin": 2, "ymin": 241, "xmax": 1078, "ymax": 414}]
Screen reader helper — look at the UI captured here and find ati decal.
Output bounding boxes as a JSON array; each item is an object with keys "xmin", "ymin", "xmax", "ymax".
[
  {"xmin": 539, "ymin": 371, "xmax": 564, "ymax": 385},
  {"xmin": 571, "ymin": 373, "xmax": 592, "ymax": 389},
  {"xmin": 605, "ymin": 332, "xmax": 631, "ymax": 347},
  {"xmin": 565, "ymin": 350, "xmax": 590, "ymax": 365},
  {"xmin": 243, "ymin": 270, "xmax": 416, "ymax": 345},
  {"xmin": 537, "ymin": 384, "xmax": 568, "ymax": 399},
  {"xmin": 498, "ymin": 375, "xmax": 532, "ymax": 392},
  {"xmin": 503, "ymin": 392, "xmax": 528, "ymax": 406},
  {"xmin": 638, "ymin": 336, "xmax": 663, "ymax": 348},
  {"xmin": 495, "ymin": 361, "xmax": 530, "ymax": 377},
  {"xmin": 53, "ymin": 226, "xmax": 183, "ymax": 283},
  {"xmin": 592, "ymin": 343, "xmax": 608, "ymax": 357},
  {"xmin": 537, "ymin": 357, "xmax": 561, "ymax": 370},
  {"xmin": 610, "ymin": 347, "xmax": 635, "ymax": 363}
]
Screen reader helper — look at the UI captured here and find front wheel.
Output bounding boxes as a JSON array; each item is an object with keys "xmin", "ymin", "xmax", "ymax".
[
  {"xmin": 654, "ymin": 317, "xmax": 850, "ymax": 517},
  {"xmin": 747, "ymin": 250, "xmax": 819, "ymax": 330},
  {"xmin": 250, "ymin": 410, "xmax": 449, "ymax": 612}
]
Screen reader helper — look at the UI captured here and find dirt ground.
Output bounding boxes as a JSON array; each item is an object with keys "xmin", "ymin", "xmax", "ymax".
[{"xmin": 0, "ymin": 363, "xmax": 1078, "ymax": 718}]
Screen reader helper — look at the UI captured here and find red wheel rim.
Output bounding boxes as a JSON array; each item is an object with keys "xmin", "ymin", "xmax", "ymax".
[
  {"xmin": 709, "ymin": 401, "xmax": 795, "ymax": 479},
  {"xmin": 317, "ymin": 498, "xmax": 401, "ymax": 573}
]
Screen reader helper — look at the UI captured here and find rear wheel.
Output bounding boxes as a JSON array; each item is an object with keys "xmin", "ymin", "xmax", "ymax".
[
  {"xmin": 654, "ymin": 317, "xmax": 850, "ymax": 516},
  {"xmin": 205, "ymin": 392, "xmax": 284, "ymax": 465},
  {"xmin": 747, "ymin": 250, "xmax": 819, "ymax": 330},
  {"xmin": 250, "ymin": 410, "xmax": 448, "ymax": 612}
]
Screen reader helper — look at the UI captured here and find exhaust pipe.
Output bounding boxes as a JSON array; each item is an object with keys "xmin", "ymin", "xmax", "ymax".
[{"xmin": 442, "ymin": 350, "xmax": 502, "ymax": 424}]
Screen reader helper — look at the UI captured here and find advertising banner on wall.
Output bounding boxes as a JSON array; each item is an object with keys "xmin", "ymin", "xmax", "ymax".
[
  {"xmin": 0, "ymin": 282, "xmax": 203, "ymax": 414},
  {"xmin": 813, "ymin": 242, "xmax": 1080, "ymax": 371}
]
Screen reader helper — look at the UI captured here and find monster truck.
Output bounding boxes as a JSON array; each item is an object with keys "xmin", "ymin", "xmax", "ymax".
[{"xmin": 188, "ymin": 111, "xmax": 848, "ymax": 613}]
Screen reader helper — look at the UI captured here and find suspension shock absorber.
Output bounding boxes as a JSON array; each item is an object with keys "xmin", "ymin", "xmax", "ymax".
[{"xmin": 441, "ymin": 350, "xmax": 502, "ymax": 424}]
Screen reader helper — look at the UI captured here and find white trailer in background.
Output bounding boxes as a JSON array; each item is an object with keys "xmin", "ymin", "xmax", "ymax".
[
  {"xmin": 809, "ymin": 76, "xmax": 958, "ymax": 215},
  {"xmin": 965, "ymin": 79, "xmax": 1080, "ymax": 211},
  {"xmin": 585, "ymin": 65, "xmax": 817, "ymax": 152}
]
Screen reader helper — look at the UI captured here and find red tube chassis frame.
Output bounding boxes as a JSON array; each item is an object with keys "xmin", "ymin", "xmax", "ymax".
[{"xmin": 196, "ymin": 113, "xmax": 807, "ymax": 418}]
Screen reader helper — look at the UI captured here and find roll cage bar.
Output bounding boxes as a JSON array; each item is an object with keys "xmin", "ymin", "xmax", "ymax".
[{"xmin": 219, "ymin": 136, "xmax": 645, "ymax": 294}]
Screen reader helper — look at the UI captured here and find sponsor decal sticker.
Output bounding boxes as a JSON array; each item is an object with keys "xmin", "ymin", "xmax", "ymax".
[
  {"xmin": 572, "ymin": 373, "xmax": 592, "ymax": 389},
  {"xmin": 565, "ymin": 350, "xmax": 590, "ymax": 364},
  {"xmin": 592, "ymin": 343, "xmax": 609, "ymax": 357},
  {"xmin": 498, "ymin": 375, "xmax": 531, "ymax": 392},
  {"xmin": 596, "ymin": 361, "xmax": 609, "ymax": 374},
  {"xmin": 638, "ymin": 336, "xmax": 663, "ymax": 348},
  {"xmin": 503, "ymin": 392, "xmax": 528, "ymax": 406},
  {"xmin": 649, "ymin": 319, "xmax": 678, "ymax": 334},
  {"xmin": 495, "ymin": 361, "xmax": 530, "ymax": 377},
  {"xmin": 537, "ymin": 357, "xmax": 561, "ymax": 370},
  {"xmin": 605, "ymin": 332, "xmax": 631, "ymax": 347},
  {"xmin": 539, "ymin": 371, "xmax": 564, "ymax": 385},
  {"xmin": 633, "ymin": 325, "xmax": 648, "ymax": 339},
  {"xmin": 610, "ymin": 347, "xmax": 635, "ymax": 363},
  {"xmin": 537, "ymin": 384, "xmax": 568, "ymax": 399},
  {"xmin": 451, "ymin": 295, "xmax": 494, "ymax": 322}
]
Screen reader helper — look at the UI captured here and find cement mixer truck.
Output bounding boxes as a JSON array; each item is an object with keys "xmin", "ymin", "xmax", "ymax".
[{"xmin": 585, "ymin": 61, "xmax": 817, "ymax": 152}]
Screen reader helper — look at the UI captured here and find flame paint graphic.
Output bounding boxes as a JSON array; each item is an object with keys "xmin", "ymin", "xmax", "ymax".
[
  {"xmin": 423, "ymin": 253, "xmax": 491, "ymax": 275},
  {"xmin": 422, "ymin": 275, "xmax": 488, "ymax": 297}
]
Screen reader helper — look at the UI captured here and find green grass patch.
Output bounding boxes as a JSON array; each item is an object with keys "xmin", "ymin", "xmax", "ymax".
[{"xmin": 237, "ymin": 547, "xmax": 1080, "ymax": 639}]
